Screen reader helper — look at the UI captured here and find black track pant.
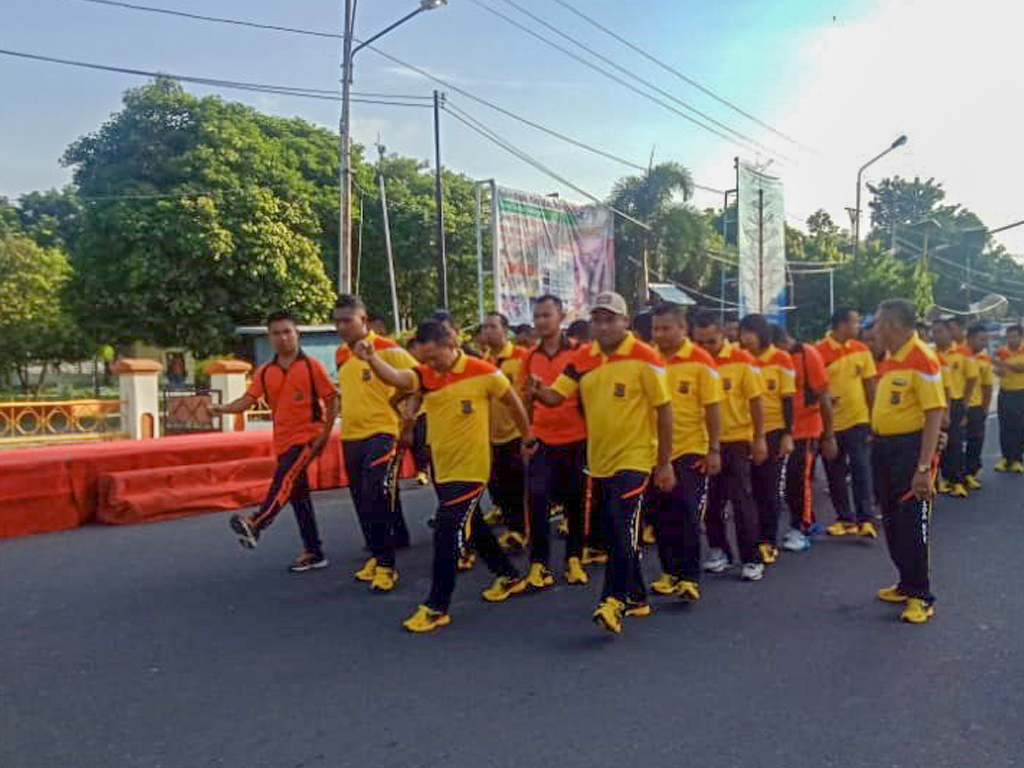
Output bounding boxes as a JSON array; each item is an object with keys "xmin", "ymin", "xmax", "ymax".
[
  {"xmin": 872, "ymin": 432, "xmax": 934, "ymax": 603},
  {"xmin": 343, "ymin": 434, "xmax": 406, "ymax": 568},
  {"xmin": 998, "ymin": 389, "xmax": 1024, "ymax": 463},
  {"xmin": 964, "ymin": 406, "xmax": 987, "ymax": 477},
  {"xmin": 251, "ymin": 442, "xmax": 323, "ymax": 557},
  {"xmin": 654, "ymin": 455, "xmax": 708, "ymax": 583},
  {"xmin": 592, "ymin": 471, "xmax": 649, "ymax": 603},
  {"xmin": 942, "ymin": 399, "xmax": 966, "ymax": 485},
  {"xmin": 784, "ymin": 438, "xmax": 818, "ymax": 532},
  {"xmin": 411, "ymin": 414, "xmax": 430, "ymax": 474},
  {"xmin": 528, "ymin": 440, "xmax": 586, "ymax": 566},
  {"xmin": 490, "ymin": 439, "xmax": 526, "ymax": 534},
  {"xmin": 426, "ymin": 482, "xmax": 519, "ymax": 613},
  {"xmin": 824, "ymin": 423, "xmax": 874, "ymax": 523},
  {"xmin": 706, "ymin": 441, "xmax": 759, "ymax": 564},
  {"xmin": 753, "ymin": 429, "xmax": 786, "ymax": 545}
]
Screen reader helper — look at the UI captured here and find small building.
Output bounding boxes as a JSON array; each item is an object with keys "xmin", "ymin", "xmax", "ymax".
[{"xmin": 234, "ymin": 325, "xmax": 339, "ymax": 376}]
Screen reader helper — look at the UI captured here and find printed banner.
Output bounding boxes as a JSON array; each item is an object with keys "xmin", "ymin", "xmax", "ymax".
[
  {"xmin": 494, "ymin": 187, "xmax": 615, "ymax": 325},
  {"xmin": 737, "ymin": 163, "xmax": 786, "ymax": 321}
]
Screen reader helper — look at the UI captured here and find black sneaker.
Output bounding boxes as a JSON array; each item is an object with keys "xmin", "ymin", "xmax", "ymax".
[
  {"xmin": 288, "ymin": 550, "xmax": 329, "ymax": 573},
  {"xmin": 230, "ymin": 514, "xmax": 259, "ymax": 549}
]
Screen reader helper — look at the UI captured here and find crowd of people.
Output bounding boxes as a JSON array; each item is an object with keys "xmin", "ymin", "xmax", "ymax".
[{"xmin": 209, "ymin": 292, "xmax": 1024, "ymax": 635}]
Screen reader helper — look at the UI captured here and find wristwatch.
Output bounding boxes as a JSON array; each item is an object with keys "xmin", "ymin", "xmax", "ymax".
[{"xmin": 916, "ymin": 463, "xmax": 930, "ymax": 474}]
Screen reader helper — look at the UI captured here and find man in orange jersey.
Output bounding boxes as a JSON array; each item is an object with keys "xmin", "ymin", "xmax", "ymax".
[
  {"xmin": 519, "ymin": 295, "xmax": 591, "ymax": 588},
  {"xmin": 964, "ymin": 322, "xmax": 995, "ymax": 488},
  {"xmin": 871, "ymin": 299, "xmax": 946, "ymax": 624},
  {"xmin": 355, "ymin": 321, "xmax": 534, "ymax": 633},
  {"xmin": 931, "ymin": 319, "xmax": 978, "ymax": 498},
  {"xmin": 333, "ymin": 294, "xmax": 417, "ymax": 591},
  {"xmin": 212, "ymin": 311, "xmax": 338, "ymax": 572},
  {"xmin": 816, "ymin": 308, "xmax": 878, "ymax": 537},
  {"xmin": 690, "ymin": 311, "xmax": 768, "ymax": 582},
  {"xmin": 480, "ymin": 311, "xmax": 530, "ymax": 550},
  {"xmin": 739, "ymin": 314, "xmax": 796, "ymax": 565},
  {"xmin": 995, "ymin": 324, "xmax": 1024, "ymax": 473},
  {"xmin": 530, "ymin": 291, "xmax": 675, "ymax": 634},
  {"xmin": 775, "ymin": 326, "xmax": 837, "ymax": 552},
  {"xmin": 649, "ymin": 303, "xmax": 722, "ymax": 601}
]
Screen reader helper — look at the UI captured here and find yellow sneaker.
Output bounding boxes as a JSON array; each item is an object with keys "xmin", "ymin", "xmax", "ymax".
[
  {"xmin": 857, "ymin": 521, "xmax": 879, "ymax": 539},
  {"xmin": 900, "ymin": 598, "xmax": 935, "ymax": 624},
  {"xmin": 937, "ymin": 479, "xmax": 952, "ymax": 494},
  {"xmin": 877, "ymin": 584, "xmax": 908, "ymax": 603},
  {"xmin": 354, "ymin": 557, "xmax": 378, "ymax": 582},
  {"xmin": 582, "ymin": 546, "xmax": 609, "ymax": 565},
  {"xmin": 525, "ymin": 562, "xmax": 555, "ymax": 590},
  {"xmin": 965, "ymin": 474, "xmax": 982, "ymax": 490},
  {"xmin": 642, "ymin": 524, "xmax": 657, "ymax": 545},
  {"xmin": 403, "ymin": 604, "xmax": 451, "ymax": 633},
  {"xmin": 415, "ymin": 470, "xmax": 430, "ymax": 486},
  {"xmin": 370, "ymin": 566, "xmax": 398, "ymax": 592},
  {"xmin": 826, "ymin": 521, "xmax": 856, "ymax": 536},
  {"xmin": 994, "ymin": 458, "xmax": 1009, "ymax": 472},
  {"xmin": 564, "ymin": 557, "xmax": 589, "ymax": 585},
  {"xmin": 623, "ymin": 600, "xmax": 652, "ymax": 617},
  {"xmin": 498, "ymin": 531, "xmax": 526, "ymax": 551},
  {"xmin": 1012, "ymin": 461, "xmax": 1024, "ymax": 474},
  {"xmin": 677, "ymin": 580, "xmax": 701, "ymax": 602},
  {"xmin": 482, "ymin": 507, "xmax": 502, "ymax": 525},
  {"xmin": 650, "ymin": 573, "xmax": 680, "ymax": 595},
  {"xmin": 481, "ymin": 575, "xmax": 527, "ymax": 602},
  {"xmin": 556, "ymin": 519, "xmax": 569, "ymax": 536},
  {"xmin": 950, "ymin": 483, "xmax": 969, "ymax": 498},
  {"xmin": 758, "ymin": 542, "xmax": 778, "ymax": 564},
  {"xmin": 457, "ymin": 552, "xmax": 476, "ymax": 571},
  {"xmin": 592, "ymin": 597, "xmax": 624, "ymax": 634}
]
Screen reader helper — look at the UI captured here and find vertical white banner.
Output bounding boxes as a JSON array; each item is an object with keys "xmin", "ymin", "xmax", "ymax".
[{"xmin": 737, "ymin": 163, "xmax": 786, "ymax": 321}]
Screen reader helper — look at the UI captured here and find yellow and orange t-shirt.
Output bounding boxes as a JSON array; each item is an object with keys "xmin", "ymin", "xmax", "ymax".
[
  {"xmin": 483, "ymin": 341, "xmax": 529, "ymax": 445},
  {"xmin": 335, "ymin": 331, "xmax": 417, "ymax": 441},
  {"xmin": 752, "ymin": 344, "xmax": 797, "ymax": 433},
  {"xmin": 662, "ymin": 339, "xmax": 722, "ymax": 459},
  {"xmin": 969, "ymin": 350, "xmax": 995, "ymax": 409},
  {"xmin": 519, "ymin": 337, "xmax": 587, "ymax": 446},
  {"xmin": 790, "ymin": 343, "xmax": 830, "ymax": 440},
  {"xmin": 247, "ymin": 352, "xmax": 337, "ymax": 455},
  {"xmin": 935, "ymin": 343, "xmax": 979, "ymax": 402},
  {"xmin": 871, "ymin": 332, "xmax": 947, "ymax": 436},
  {"xmin": 815, "ymin": 333, "xmax": 877, "ymax": 432},
  {"xmin": 411, "ymin": 352, "xmax": 510, "ymax": 484},
  {"xmin": 552, "ymin": 332, "xmax": 670, "ymax": 478},
  {"xmin": 710, "ymin": 340, "xmax": 765, "ymax": 444},
  {"xmin": 996, "ymin": 344, "xmax": 1024, "ymax": 391}
]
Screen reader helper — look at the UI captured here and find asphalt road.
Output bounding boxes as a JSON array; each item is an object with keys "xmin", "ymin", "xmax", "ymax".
[{"xmin": 2, "ymin": 426, "xmax": 1023, "ymax": 768}]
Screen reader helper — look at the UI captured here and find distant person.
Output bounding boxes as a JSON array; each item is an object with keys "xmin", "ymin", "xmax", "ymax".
[
  {"xmin": 431, "ymin": 309, "xmax": 480, "ymax": 358},
  {"xmin": 567, "ymin": 319, "xmax": 590, "ymax": 347},
  {"xmin": 211, "ymin": 311, "xmax": 338, "ymax": 573},
  {"xmin": 994, "ymin": 324, "xmax": 1024, "ymax": 473},
  {"xmin": 964, "ymin": 322, "xmax": 995, "ymax": 488},
  {"xmin": 513, "ymin": 323, "xmax": 538, "ymax": 348},
  {"xmin": 932, "ymin": 319, "xmax": 977, "ymax": 498},
  {"xmin": 724, "ymin": 318, "xmax": 741, "ymax": 343},
  {"xmin": 367, "ymin": 313, "xmax": 390, "ymax": 338}
]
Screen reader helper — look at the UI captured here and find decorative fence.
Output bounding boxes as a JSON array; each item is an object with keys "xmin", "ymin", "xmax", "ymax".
[{"xmin": 0, "ymin": 399, "xmax": 125, "ymax": 446}]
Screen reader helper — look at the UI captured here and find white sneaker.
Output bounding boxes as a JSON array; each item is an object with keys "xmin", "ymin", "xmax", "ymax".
[
  {"xmin": 781, "ymin": 529, "xmax": 810, "ymax": 552},
  {"xmin": 703, "ymin": 548, "xmax": 730, "ymax": 573},
  {"xmin": 741, "ymin": 562, "xmax": 765, "ymax": 581}
]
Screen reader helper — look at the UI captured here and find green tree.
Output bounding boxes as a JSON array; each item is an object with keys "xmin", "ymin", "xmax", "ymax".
[
  {"xmin": 16, "ymin": 187, "xmax": 83, "ymax": 250},
  {"xmin": 867, "ymin": 176, "xmax": 946, "ymax": 235},
  {"xmin": 0, "ymin": 234, "xmax": 91, "ymax": 392},
  {"xmin": 62, "ymin": 78, "xmax": 337, "ymax": 355}
]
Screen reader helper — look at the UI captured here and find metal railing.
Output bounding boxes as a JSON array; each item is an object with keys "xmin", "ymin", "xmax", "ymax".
[{"xmin": 0, "ymin": 399, "xmax": 125, "ymax": 446}]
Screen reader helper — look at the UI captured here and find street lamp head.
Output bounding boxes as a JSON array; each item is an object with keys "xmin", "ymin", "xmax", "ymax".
[
  {"xmin": 419, "ymin": 0, "xmax": 447, "ymax": 9},
  {"xmin": 891, "ymin": 134, "xmax": 908, "ymax": 149}
]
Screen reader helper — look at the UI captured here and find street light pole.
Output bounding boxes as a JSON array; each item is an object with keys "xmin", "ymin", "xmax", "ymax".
[
  {"xmin": 337, "ymin": 0, "xmax": 448, "ymax": 297},
  {"xmin": 853, "ymin": 134, "xmax": 907, "ymax": 261},
  {"xmin": 434, "ymin": 90, "xmax": 449, "ymax": 308}
]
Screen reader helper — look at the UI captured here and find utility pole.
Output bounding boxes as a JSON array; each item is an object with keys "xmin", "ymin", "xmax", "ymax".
[
  {"xmin": 433, "ymin": 90, "xmax": 449, "ymax": 308},
  {"xmin": 377, "ymin": 143, "xmax": 401, "ymax": 335},
  {"xmin": 338, "ymin": 0, "xmax": 355, "ymax": 295},
  {"xmin": 757, "ymin": 188, "xmax": 765, "ymax": 313}
]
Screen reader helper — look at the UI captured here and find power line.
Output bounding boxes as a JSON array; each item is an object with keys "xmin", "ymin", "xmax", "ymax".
[
  {"xmin": 548, "ymin": 0, "xmax": 805, "ymax": 149},
  {"xmin": 477, "ymin": 0, "xmax": 783, "ymax": 160},
  {"xmin": 466, "ymin": 0, "xmax": 783, "ymax": 161}
]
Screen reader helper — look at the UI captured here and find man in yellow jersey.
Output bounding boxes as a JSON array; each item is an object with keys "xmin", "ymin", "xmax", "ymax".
[
  {"xmin": 530, "ymin": 291, "xmax": 675, "ymax": 634},
  {"xmin": 649, "ymin": 303, "xmax": 722, "ymax": 601},
  {"xmin": 739, "ymin": 314, "xmax": 796, "ymax": 564},
  {"xmin": 932, "ymin": 319, "xmax": 978, "ymax": 498},
  {"xmin": 333, "ymin": 295, "xmax": 418, "ymax": 592},
  {"xmin": 871, "ymin": 299, "xmax": 946, "ymax": 624},
  {"xmin": 355, "ymin": 321, "xmax": 533, "ymax": 633},
  {"xmin": 994, "ymin": 324, "xmax": 1024, "ymax": 473},
  {"xmin": 815, "ymin": 308, "xmax": 878, "ymax": 537},
  {"xmin": 479, "ymin": 311, "xmax": 530, "ymax": 550},
  {"xmin": 964, "ymin": 322, "xmax": 995, "ymax": 488},
  {"xmin": 690, "ymin": 311, "xmax": 768, "ymax": 582}
]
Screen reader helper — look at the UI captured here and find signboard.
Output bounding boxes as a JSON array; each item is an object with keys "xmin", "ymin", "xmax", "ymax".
[{"xmin": 737, "ymin": 163, "xmax": 786, "ymax": 321}]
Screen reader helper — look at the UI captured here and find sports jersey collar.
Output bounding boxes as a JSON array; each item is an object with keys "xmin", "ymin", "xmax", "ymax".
[
  {"xmin": 450, "ymin": 350, "xmax": 469, "ymax": 374},
  {"xmin": 664, "ymin": 337, "xmax": 695, "ymax": 363},
  {"xmin": 533, "ymin": 333, "xmax": 572, "ymax": 358},
  {"xmin": 496, "ymin": 340, "xmax": 515, "ymax": 361},
  {"xmin": 891, "ymin": 332, "xmax": 921, "ymax": 363},
  {"xmin": 824, "ymin": 332, "xmax": 843, "ymax": 350},
  {"xmin": 589, "ymin": 331, "xmax": 636, "ymax": 358},
  {"xmin": 270, "ymin": 349, "xmax": 308, "ymax": 370},
  {"xmin": 716, "ymin": 339, "xmax": 737, "ymax": 360},
  {"xmin": 339, "ymin": 330, "xmax": 376, "ymax": 353},
  {"xmin": 756, "ymin": 344, "xmax": 778, "ymax": 363}
]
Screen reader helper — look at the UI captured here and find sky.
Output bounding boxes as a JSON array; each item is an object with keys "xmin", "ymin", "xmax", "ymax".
[{"xmin": 2, "ymin": 0, "xmax": 1022, "ymax": 259}]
